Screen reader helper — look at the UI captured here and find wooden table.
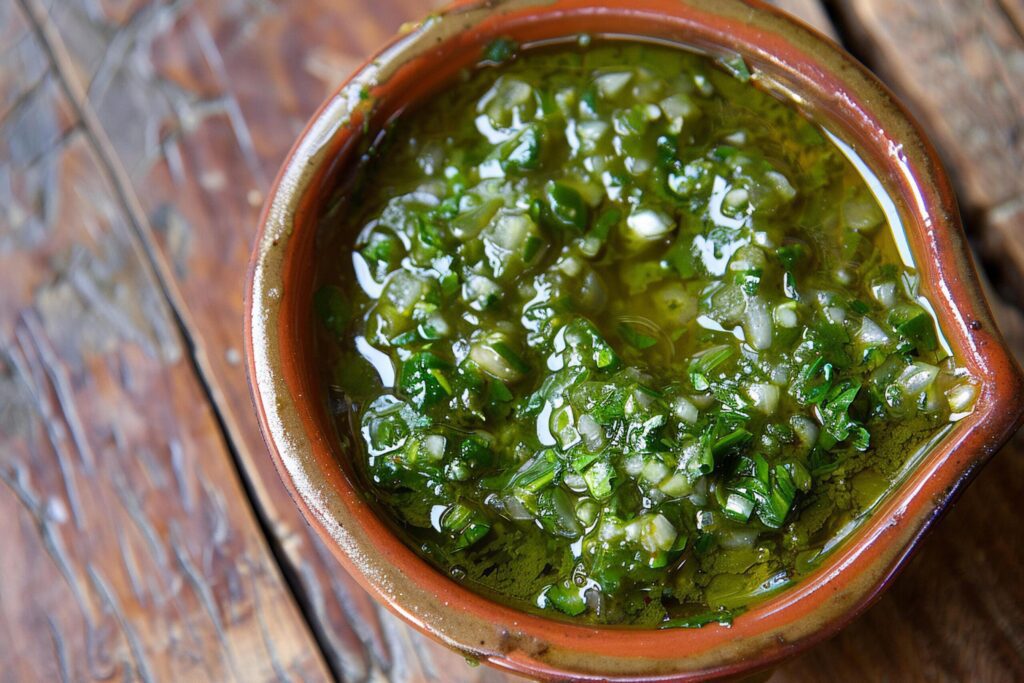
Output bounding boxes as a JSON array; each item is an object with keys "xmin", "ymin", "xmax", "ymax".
[{"xmin": 2, "ymin": 0, "xmax": 1022, "ymax": 680}]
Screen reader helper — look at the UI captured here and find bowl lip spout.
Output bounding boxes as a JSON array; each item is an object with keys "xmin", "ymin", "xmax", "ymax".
[{"xmin": 244, "ymin": 0, "xmax": 1024, "ymax": 679}]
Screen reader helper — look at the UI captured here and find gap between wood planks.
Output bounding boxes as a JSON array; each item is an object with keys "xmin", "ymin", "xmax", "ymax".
[{"xmin": 14, "ymin": 0, "xmax": 342, "ymax": 679}]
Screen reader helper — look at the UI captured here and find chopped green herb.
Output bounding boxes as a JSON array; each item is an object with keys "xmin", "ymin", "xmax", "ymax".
[
  {"xmin": 317, "ymin": 41, "xmax": 969, "ymax": 628},
  {"xmin": 483, "ymin": 37, "xmax": 517, "ymax": 64},
  {"xmin": 617, "ymin": 322, "xmax": 658, "ymax": 350},
  {"xmin": 660, "ymin": 608, "xmax": 738, "ymax": 629}
]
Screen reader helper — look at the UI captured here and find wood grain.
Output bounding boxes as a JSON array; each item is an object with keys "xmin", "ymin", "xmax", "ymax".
[
  {"xmin": 0, "ymin": 2, "xmax": 329, "ymax": 680},
  {"xmin": 21, "ymin": 0, "xmax": 517, "ymax": 680}
]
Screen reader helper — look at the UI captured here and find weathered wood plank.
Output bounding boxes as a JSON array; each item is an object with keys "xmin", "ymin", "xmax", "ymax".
[
  {"xmin": 0, "ymin": 3, "xmax": 330, "ymax": 681},
  {"xmin": 830, "ymin": 0, "xmax": 1024, "ymax": 285},
  {"xmin": 980, "ymin": 199, "xmax": 1024, "ymax": 296},
  {"xmin": 29, "ymin": 0, "xmax": 517, "ymax": 680}
]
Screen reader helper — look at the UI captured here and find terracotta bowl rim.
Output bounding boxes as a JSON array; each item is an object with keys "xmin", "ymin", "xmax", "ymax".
[{"xmin": 245, "ymin": 0, "xmax": 1024, "ymax": 679}]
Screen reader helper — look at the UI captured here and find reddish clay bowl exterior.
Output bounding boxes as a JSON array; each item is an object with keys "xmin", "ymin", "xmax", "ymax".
[{"xmin": 245, "ymin": 0, "xmax": 1024, "ymax": 679}]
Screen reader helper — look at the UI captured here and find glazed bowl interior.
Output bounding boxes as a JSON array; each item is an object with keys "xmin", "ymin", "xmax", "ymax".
[{"xmin": 246, "ymin": 0, "xmax": 1024, "ymax": 679}]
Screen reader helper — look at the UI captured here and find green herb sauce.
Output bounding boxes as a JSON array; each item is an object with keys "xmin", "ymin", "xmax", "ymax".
[{"xmin": 314, "ymin": 41, "xmax": 976, "ymax": 626}]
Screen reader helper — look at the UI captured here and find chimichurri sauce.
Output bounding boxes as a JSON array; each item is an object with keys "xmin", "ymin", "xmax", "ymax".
[{"xmin": 313, "ymin": 41, "xmax": 977, "ymax": 626}]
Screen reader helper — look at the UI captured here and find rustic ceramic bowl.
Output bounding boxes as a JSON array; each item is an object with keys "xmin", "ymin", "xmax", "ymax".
[{"xmin": 245, "ymin": 0, "xmax": 1024, "ymax": 679}]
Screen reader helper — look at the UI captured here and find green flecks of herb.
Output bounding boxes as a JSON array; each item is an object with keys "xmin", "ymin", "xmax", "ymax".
[
  {"xmin": 528, "ymin": 197, "xmax": 544, "ymax": 223},
  {"xmin": 783, "ymin": 271, "xmax": 799, "ymax": 299},
  {"xmin": 819, "ymin": 379, "xmax": 869, "ymax": 450},
  {"xmin": 571, "ymin": 449, "xmax": 601, "ymax": 474},
  {"xmin": 564, "ymin": 318, "xmax": 620, "ymax": 370},
  {"xmin": 491, "ymin": 340, "xmax": 532, "ymax": 375},
  {"xmin": 313, "ymin": 285, "xmax": 352, "ymax": 336},
  {"xmin": 665, "ymin": 233, "xmax": 697, "ymax": 278},
  {"xmin": 545, "ymin": 580, "xmax": 586, "ymax": 616},
  {"xmin": 509, "ymin": 450, "xmax": 559, "ymax": 493},
  {"xmin": 439, "ymin": 271, "xmax": 460, "ymax": 297},
  {"xmin": 482, "ymin": 37, "xmax": 517, "ymax": 64},
  {"xmin": 656, "ymin": 135, "xmax": 678, "ymax": 165},
  {"xmin": 437, "ymin": 196, "xmax": 460, "ymax": 220},
  {"xmin": 399, "ymin": 351, "xmax": 453, "ymax": 410},
  {"xmin": 358, "ymin": 86, "xmax": 371, "ymax": 101},
  {"xmin": 760, "ymin": 464, "xmax": 797, "ymax": 528},
  {"xmin": 736, "ymin": 268, "xmax": 762, "ymax": 296},
  {"xmin": 390, "ymin": 330, "xmax": 420, "ymax": 347},
  {"xmin": 660, "ymin": 608, "xmax": 738, "ymax": 629},
  {"xmin": 617, "ymin": 322, "xmax": 658, "ymax": 350},
  {"xmin": 536, "ymin": 88, "xmax": 557, "ymax": 117},
  {"xmin": 544, "ymin": 181, "xmax": 588, "ymax": 232},
  {"xmin": 849, "ymin": 298, "xmax": 870, "ymax": 315},
  {"xmin": 441, "ymin": 502, "xmax": 473, "ymax": 530},
  {"xmin": 627, "ymin": 414, "xmax": 668, "ymax": 452},
  {"xmin": 783, "ymin": 460, "xmax": 812, "ymax": 492},
  {"xmin": 442, "ymin": 503, "xmax": 491, "ymax": 550},
  {"xmin": 582, "ymin": 458, "xmax": 615, "ymax": 499},
  {"xmin": 487, "ymin": 379, "xmax": 513, "ymax": 404},
  {"xmin": 810, "ymin": 317, "xmax": 853, "ymax": 368},
  {"xmin": 694, "ymin": 531, "xmax": 716, "ymax": 555},
  {"xmin": 695, "ymin": 436, "xmax": 716, "ymax": 475},
  {"xmin": 498, "ymin": 124, "xmax": 542, "ymax": 173},
  {"xmin": 841, "ymin": 229, "xmax": 866, "ymax": 263},
  {"xmin": 727, "ymin": 455, "xmax": 797, "ymax": 528},
  {"xmin": 776, "ymin": 244, "xmax": 806, "ymax": 270},
  {"xmin": 589, "ymin": 207, "xmax": 621, "ymax": 242},
  {"xmin": 710, "ymin": 145, "xmax": 740, "ymax": 161},
  {"xmin": 792, "ymin": 356, "xmax": 834, "ymax": 405},
  {"xmin": 888, "ymin": 303, "xmax": 938, "ymax": 353},
  {"xmin": 583, "ymin": 387, "xmax": 627, "ymax": 425},
  {"xmin": 581, "ymin": 84, "xmax": 598, "ymax": 115},
  {"xmin": 712, "ymin": 427, "xmax": 752, "ymax": 457},
  {"xmin": 362, "ymin": 232, "xmax": 395, "ymax": 265},
  {"xmin": 454, "ymin": 520, "xmax": 489, "ymax": 552},
  {"xmin": 429, "ymin": 368, "xmax": 453, "ymax": 395},
  {"xmin": 522, "ymin": 235, "xmax": 543, "ymax": 263},
  {"xmin": 722, "ymin": 491, "xmax": 755, "ymax": 522},
  {"xmin": 417, "ymin": 321, "xmax": 444, "ymax": 341},
  {"xmin": 688, "ymin": 345, "xmax": 734, "ymax": 391},
  {"xmin": 416, "ymin": 215, "xmax": 444, "ymax": 250},
  {"xmin": 718, "ymin": 53, "xmax": 751, "ymax": 82},
  {"xmin": 460, "ymin": 436, "xmax": 494, "ymax": 468}
]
